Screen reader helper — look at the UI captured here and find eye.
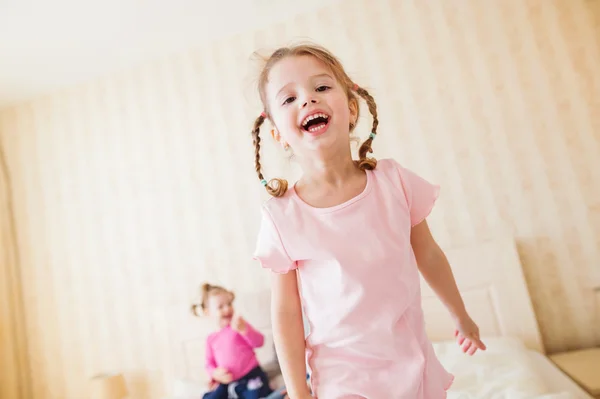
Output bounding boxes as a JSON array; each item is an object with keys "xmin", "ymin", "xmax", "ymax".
[
  {"xmin": 316, "ymin": 85, "xmax": 331, "ymax": 92},
  {"xmin": 282, "ymin": 96, "xmax": 296, "ymax": 106}
]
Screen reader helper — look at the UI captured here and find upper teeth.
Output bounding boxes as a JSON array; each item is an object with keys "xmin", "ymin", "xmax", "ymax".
[{"xmin": 302, "ymin": 113, "xmax": 329, "ymax": 127}]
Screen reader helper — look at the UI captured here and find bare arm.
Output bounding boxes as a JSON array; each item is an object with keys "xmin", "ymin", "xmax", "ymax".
[
  {"xmin": 239, "ymin": 321, "xmax": 265, "ymax": 348},
  {"xmin": 271, "ymin": 271, "xmax": 311, "ymax": 398},
  {"xmin": 411, "ymin": 220, "xmax": 467, "ymax": 319},
  {"xmin": 411, "ymin": 220, "xmax": 486, "ymax": 354}
]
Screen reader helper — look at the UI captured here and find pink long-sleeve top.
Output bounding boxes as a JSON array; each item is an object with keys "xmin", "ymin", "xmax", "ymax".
[{"xmin": 205, "ymin": 323, "xmax": 264, "ymax": 381}]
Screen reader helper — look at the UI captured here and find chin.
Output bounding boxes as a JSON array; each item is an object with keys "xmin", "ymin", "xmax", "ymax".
[{"xmin": 306, "ymin": 128, "xmax": 347, "ymax": 149}]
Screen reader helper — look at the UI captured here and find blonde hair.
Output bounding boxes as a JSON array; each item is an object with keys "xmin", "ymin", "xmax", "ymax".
[
  {"xmin": 191, "ymin": 283, "xmax": 235, "ymax": 317},
  {"xmin": 251, "ymin": 43, "xmax": 379, "ymax": 197}
]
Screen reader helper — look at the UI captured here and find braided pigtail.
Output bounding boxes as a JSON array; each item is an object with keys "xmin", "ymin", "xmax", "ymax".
[
  {"xmin": 191, "ymin": 282, "xmax": 212, "ymax": 317},
  {"xmin": 252, "ymin": 112, "xmax": 288, "ymax": 197},
  {"xmin": 353, "ymin": 86, "xmax": 378, "ymax": 170},
  {"xmin": 190, "ymin": 303, "xmax": 201, "ymax": 317}
]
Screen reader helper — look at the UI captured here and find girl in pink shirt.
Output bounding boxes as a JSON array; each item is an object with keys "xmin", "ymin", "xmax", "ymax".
[
  {"xmin": 250, "ymin": 44, "xmax": 487, "ymax": 399},
  {"xmin": 192, "ymin": 283, "xmax": 274, "ymax": 399}
]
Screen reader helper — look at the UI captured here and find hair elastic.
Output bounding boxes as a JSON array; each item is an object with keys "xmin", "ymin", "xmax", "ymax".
[
  {"xmin": 260, "ymin": 179, "xmax": 268, "ymax": 186},
  {"xmin": 260, "ymin": 111, "xmax": 266, "ymax": 118},
  {"xmin": 369, "ymin": 132, "xmax": 376, "ymax": 139},
  {"xmin": 352, "ymin": 83, "xmax": 359, "ymax": 91}
]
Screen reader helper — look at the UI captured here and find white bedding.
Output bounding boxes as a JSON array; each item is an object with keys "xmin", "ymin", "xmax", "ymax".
[
  {"xmin": 167, "ymin": 337, "xmax": 591, "ymax": 399},
  {"xmin": 434, "ymin": 337, "xmax": 591, "ymax": 399}
]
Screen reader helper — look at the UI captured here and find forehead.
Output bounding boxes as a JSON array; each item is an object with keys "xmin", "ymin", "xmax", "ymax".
[
  {"xmin": 266, "ymin": 55, "xmax": 333, "ymax": 96},
  {"xmin": 209, "ymin": 292, "xmax": 231, "ymax": 304}
]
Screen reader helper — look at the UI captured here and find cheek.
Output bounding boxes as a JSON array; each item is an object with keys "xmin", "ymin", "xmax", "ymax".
[
  {"xmin": 272, "ymin": 112, "xmax": 299, "ymax": 138},
  {"xmin": 334, "ymin": 96, "xmax": 352, "ymax": 119}
]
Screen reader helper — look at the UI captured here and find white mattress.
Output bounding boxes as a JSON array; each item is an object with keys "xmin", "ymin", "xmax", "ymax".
[{"xmin": 434, "ymin": 337, "xmax": 593, "ymax": 399}]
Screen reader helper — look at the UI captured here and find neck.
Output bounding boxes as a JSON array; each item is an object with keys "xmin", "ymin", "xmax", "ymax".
[
  {"xmin": 298, "ymin": 149, "xmax": 358, "ymax": 188},
  {"xmin": 218, "ymin": 320, "xmax": 229, "ymax": 329}
]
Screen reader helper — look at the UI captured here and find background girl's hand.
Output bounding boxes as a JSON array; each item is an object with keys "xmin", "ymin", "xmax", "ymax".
[
  {"xmin": 231, "ymin": 313, "xmax": 247, "ymax": 334},
  {"xmin": 207, "ymin": 380, "xmax": 219, "ymax": 391},
  {"xmin": 212, "ymin": 367, "xmax": 233, "ymax": 384},
  {"xmin": 454, "ymin": 315, "xmax": 486, "ymax": 355}
]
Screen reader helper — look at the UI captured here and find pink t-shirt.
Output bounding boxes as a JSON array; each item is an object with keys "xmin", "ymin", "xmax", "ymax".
[
  {"xmin": 205, "ymin": 324, "xmax": 264, "ymax": 381},
  {"xmin": 254, "ymin": 159, "xmax": 453, "ymax": 398}
]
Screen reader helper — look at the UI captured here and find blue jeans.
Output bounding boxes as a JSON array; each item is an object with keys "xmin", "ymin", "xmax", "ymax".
[{"xmin": 203, "ymin": 366, "xmax": 273, "ymax": 399}]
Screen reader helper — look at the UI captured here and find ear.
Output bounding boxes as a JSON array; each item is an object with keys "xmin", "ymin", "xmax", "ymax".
[
  {"xmin": 271, "ymin": 129, "xmax": 290, "ymax": 150},
  {"xmin": 270, "ymin": 128, "xmax": 281, "ymax": 142}
]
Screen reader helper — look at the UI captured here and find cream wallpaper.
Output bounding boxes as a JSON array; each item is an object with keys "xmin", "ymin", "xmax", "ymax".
[
  {"xmin": 0, "ymin": 0, "xmax": 599, "ymax": 398},
  {"xmin": 0, "ymin": 144, "xmax": 31, "ymax": 399}
]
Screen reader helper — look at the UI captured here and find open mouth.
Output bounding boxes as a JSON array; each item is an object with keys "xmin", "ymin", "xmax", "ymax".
[{"xmin": 301, "ymin": 112, "xmax": 330, "ymax": 134}]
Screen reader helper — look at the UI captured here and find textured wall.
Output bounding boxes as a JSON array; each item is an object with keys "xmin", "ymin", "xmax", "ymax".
[
  {"xmin": 0, "ymin": 0, "xmax": 599, "ymax": 398},
  {"xmin": 0, "ymin": 141, "xmax": 31, "ymax": 399}
]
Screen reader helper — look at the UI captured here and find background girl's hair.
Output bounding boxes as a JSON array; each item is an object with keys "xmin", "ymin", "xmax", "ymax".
[
  {"xmin": 190, "ymin": 283, "xmax": 234, "ymax": 317},
  {"xmin": 252, "ymin": 43, "xmax": 379, "ymax": 197}
]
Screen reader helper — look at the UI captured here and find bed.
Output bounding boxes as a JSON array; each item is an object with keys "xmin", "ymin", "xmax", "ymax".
[{"xmin": 159, "ymin": 234, "xmax": 593, "ymax": 399}]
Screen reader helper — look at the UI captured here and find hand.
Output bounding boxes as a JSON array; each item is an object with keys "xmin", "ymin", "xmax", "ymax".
[
  {"xmin": 212, "ymin": 367, "xmax": 233, "ymax": 384},
  {"xmin": 231, "ymin": 313, "xmax": 247, "ymax": 334},
  {"xmin": 454, "ymin": 315, "xmax": 486, "ymax": 355},
  {"xmin": 207, "ymin": 380, "xmax": 219, "ymax": 391}
]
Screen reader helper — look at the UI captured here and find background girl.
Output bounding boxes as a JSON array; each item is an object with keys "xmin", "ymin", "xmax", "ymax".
[{"xmin": 192, "ymin": 283, "xmax": 274, "ymax": 399}]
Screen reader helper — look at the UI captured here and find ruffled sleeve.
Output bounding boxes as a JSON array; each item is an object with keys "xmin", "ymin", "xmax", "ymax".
[
  {"xmin": 394, "ymin": 161, "xmax": 440, "ymax": 226},
  {"xmin": 253, "ymin": 206, "xmax": 297, "ymax": 274}
]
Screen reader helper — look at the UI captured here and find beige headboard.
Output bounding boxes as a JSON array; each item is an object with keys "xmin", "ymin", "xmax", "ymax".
[
  {"xmin": 422, "ymin": 235, "xmax": 544, "ymax": 353},
  {"xmin": 159, "ymin": 235, "xmax": 544, "ymax": 386}
]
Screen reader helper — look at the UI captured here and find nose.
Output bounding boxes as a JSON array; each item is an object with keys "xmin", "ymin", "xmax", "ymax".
[{"xmin": 302, "ymin": 98, "xmax": 318, "ymax": 107}]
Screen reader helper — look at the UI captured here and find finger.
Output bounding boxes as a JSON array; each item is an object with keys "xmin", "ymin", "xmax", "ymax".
[
  {"xmin": 472, "ymin": 335, "xmax": 487, "ymax": 351},
  {"xmin": 462, "ymin": 340, "xmax": 473, "ymax": 353},
  {"xmin": 456, "ymin": 334, "xmax": 466, "ymax": 346},
  {"xmin": 467, "ymin": 344, "xmax": 478, "ymax": 356}
]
